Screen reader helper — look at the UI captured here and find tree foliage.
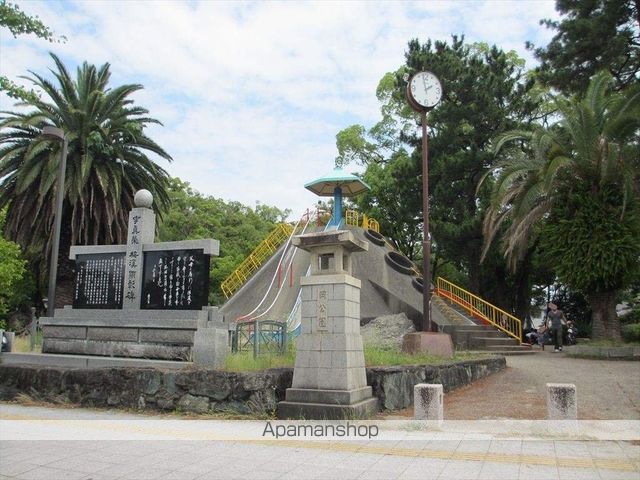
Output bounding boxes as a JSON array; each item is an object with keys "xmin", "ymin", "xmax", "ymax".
[
  {"xmin": 157, "ymin": 178, "xmax": 291, "ymax": 305},
  {"xmin": 354, "ymin": 151, "xmax": 422, "ymax": 258},
  {"xmin": 0, "ymin": 1, "xmax": 63, "ymax": 41},
  {"xmin": 0, "ymin": 209, "xmax": 26, "ymax": 318},
  {"xmin": 0, "ymin": 238, "xmax": 25, "ymax": 317},
  {"xmin": 528, "ymin": 0, "xmax": 639, "ymax": 94},
  {"xmin": 339, "ymin": 36, "xmax": 546, "ymax": 317},
  {"xmin": 1, "ymin": 53, "xmax": 172, "ymax": 249},
  {"xmin": 0, "ymin": 1, "xmax": 65, "ymax": 101},
  {"xmin": 541, "ymin": 187, "xmax": 640, "ymax": 295},
  {"xmin": 0, "ymin": 54, "xmax": 172, "ymax": 306},
  {"xmin": 484, "ymin": 71, "xmax": 640, "ymax": 339}
]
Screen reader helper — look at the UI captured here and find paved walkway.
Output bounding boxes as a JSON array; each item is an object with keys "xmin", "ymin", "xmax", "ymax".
[
  {"xmin": 443, "ymin": 351, "xmax": 640, "ymax": 420},
  {"xmin": 1, "ymin": 354, "xmax": 639, "ymax": 479},
  {"xmin": 1, "ymin": 403, "xmax": 639, "ymax": 479}
]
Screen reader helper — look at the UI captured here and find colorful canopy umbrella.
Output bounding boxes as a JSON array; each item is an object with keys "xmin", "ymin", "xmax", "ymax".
[{"xmin": 304, "ymin": 167, "xmax": 370, "ymax": 227}]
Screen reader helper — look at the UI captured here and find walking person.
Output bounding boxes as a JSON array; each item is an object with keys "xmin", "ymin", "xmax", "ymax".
[{"xmin": 547, "ymin": 302, "xmax": 565, "ymax": 352}]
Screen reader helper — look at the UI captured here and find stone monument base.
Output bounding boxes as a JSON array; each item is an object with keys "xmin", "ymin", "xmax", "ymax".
[
  {"xmin": 277, "ymin": 386, "xmax": 378, "ymax": 419},
  {"xmin": 402, "ymin": 332, "xmax": 454, "ymax": 357},
  {"xmin": 40, "ymin": 306, "xmax": 228, "ymax": 365}
]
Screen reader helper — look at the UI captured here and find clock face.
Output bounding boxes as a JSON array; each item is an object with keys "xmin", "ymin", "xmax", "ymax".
[{"xmin": 409, "ymin": 72, "xmax": 442, "ymax": 109}]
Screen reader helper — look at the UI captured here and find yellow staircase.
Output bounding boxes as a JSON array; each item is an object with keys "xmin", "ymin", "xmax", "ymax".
[
  {"xmin": 221, "ymin": 223, "xmax": 294, "ymax": 299},
  {"xmin": 435, "ymin": 277, "xmax": 522, "ymax": 342}
]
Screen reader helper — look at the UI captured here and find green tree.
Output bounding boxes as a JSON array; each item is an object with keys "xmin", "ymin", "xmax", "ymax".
[
  {"xmin": 0, "ymin": 0, "xmax": 65, "ymax": 101},
  {"xmin": 0, "ymin": 211, "xmax": 26, "ymax": 320},
  {"xmin": 157, "ymin": 178, "xmax": 290, "ymax": 305},
  {"xmin": 528, "ymin": 0, "xmax": 639, "ymax": 94},
  {"xmin": 338, "ymin": 37, "xmax": 546, "ymax": 318},
  {"xmin": 354, "ymin": 151, "xmax": 422, "ymax": 258},
  {"xmin": 483, "ymin": 71, "xmax": 640, "ymax": 339},
  {"xmin": 0, "ymin": 53, "xmax": 172, "ymax": 307}
]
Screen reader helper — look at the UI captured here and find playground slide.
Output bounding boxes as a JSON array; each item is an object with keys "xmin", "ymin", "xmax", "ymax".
[
  {"xmin": 221, "ymin": 222, "xmax": 475, "ymax": 334},
  {"xmin": 220, "ymin": 221, "xmax": 316, "ymax": 328}
]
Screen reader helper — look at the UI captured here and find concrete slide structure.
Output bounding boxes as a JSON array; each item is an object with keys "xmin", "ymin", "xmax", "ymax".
[{"xmin": 221, "ymin": 225, "xmax": 475, "ymax": 332}]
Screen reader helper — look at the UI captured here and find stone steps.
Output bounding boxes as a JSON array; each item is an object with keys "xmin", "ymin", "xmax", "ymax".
[
  {"xmin": 471, "ymin": 337, "xmax": 519, "ymax": 347},
  {"xmin": 467, "ymin": 349, "xmax": 536, "ymax": 356},
  {"xmin": 436, "ymin": 295, "xmax": 537, "ymax": 354}
]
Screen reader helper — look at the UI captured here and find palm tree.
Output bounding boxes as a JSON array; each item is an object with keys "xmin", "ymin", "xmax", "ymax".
[
  {"xmin": 480, "ymin": 71, "xmax": 640, "ymax": 340},
  {"xmin": 0, "ymin": 53, "xmax": 172, "ymax": 308}
]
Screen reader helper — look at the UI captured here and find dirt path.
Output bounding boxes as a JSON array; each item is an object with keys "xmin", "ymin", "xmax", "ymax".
[{"xmin": 386, "ymin": 351, "xmax": 640, "ymax": 420}]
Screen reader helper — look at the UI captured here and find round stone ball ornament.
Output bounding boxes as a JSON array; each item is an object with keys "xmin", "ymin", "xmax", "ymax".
[
  {"xmin": 134, "ymin": 189, "xmax": 154, "ymax": 209},
  {"xmin": 406, "ymin": 71, "xmax": 442, "ymax": 112}
]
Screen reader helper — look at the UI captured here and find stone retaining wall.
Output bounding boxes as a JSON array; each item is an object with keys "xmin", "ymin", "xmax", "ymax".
[{"xmin": 0, "ymin": 357, "xmax": 505, "ymax": 414}]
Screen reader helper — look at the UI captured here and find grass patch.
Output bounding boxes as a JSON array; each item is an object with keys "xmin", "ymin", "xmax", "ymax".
[
  {"xmin": 223, "ymin": 346, "xmax": 296, "ymax": 372},
  {"xmin": 223, "ymin": 344, "xmax": 488, "ymax": 372},
  {"xmin": 364, "ymin": 346, "xmax": 487, "ymax": 367}
]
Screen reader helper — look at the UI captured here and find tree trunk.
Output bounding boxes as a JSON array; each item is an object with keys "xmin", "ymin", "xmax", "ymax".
[
  {"xmin": 467, "ymin": 251, "xmax": 481, "ymax": 293},
  {"xmin": 513, "ymin": 247, "xmax": 534, "ymax": 321},
  {"xmin": 53, "ymin": 210, "xmax": 75, "ymax": 310},
  {"xmin": 588, "ymin": 290, "xmax": 620, "ymax": 341}
]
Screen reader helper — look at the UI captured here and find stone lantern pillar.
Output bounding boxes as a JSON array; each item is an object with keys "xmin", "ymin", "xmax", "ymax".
[{"xmin": 277, "ymin": 230, "xmax": 378, "ymax": 419}]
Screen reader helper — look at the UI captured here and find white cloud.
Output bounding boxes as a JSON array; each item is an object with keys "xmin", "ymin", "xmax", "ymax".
[{"xmin": 0, "ymin": 0, "xmax": 559, "ymax": 218}]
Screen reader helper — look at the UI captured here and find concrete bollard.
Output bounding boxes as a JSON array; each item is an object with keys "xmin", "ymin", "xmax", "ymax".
[
  {"xmin": 414, "ymin": 383, "xmax": 443, "ymax": 421},
  {"xmin": 546, "ymin": 383, "xmax": 577, "ymax": 420},
  {"xmin": 1, "ymin": 330, "xmax": 14, "ymax": 353}
]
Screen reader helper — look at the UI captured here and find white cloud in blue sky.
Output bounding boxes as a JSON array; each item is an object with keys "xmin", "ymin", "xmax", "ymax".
[{"xmin": 0, "ymin": 0, "xmax": 559, "ymax": 219}]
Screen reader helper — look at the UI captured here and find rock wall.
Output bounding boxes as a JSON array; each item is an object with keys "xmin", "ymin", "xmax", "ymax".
[
  {"xmin": 367, "ymin": 357, "xmax": 505, "ymax": 410},
  {"xmin": 0, "ymin": 357, "xmax": 505, "ymax": 414}
]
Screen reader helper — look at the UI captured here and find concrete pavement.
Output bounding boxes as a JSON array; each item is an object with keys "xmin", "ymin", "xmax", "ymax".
[
  {"xmin": 442, "ymin": 352, "xmax": 640, "ymax": 420},
  {"xmin": 1, "ymin": 404, "xmax": 638, "ymax": 480}
]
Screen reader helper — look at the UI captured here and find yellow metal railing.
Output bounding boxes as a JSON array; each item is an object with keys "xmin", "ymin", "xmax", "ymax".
[
  {"xmin": 435, "ymin": 277, "xmax": 522, "ymax": 342},
  {"xmin": 345, "ymin": 209, "xmax": 380, "ymax": 232},
  {"xmin": 345, "ymin": 210, "xmax": 359, "ymax": 227},
  {"xmin": 221, "ymin": 223, "xmax": 294, "ymax": 299}
]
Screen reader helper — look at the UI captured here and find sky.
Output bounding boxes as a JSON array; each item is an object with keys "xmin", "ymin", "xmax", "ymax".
[{"xmin": 0, "ymin": 0, "xmax": 559, "ymax": 220}]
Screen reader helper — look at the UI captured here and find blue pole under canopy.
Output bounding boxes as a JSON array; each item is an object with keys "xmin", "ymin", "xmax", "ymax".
[{"xmin": 304, "ymin": 167, "xmax": 370, "ymax": 227}]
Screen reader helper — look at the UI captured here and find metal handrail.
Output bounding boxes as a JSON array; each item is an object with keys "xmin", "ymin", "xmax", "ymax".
[
  {"xmin": 345, "ymin": 209, "xmax": 380, "ymax": 232},
  {"xmin": 221, "ymin": 223, "xmax": 294, "ymax": 298},
  {"xmin": 435, "ymin": 277, "xmax": 522, "ymax": 341}
]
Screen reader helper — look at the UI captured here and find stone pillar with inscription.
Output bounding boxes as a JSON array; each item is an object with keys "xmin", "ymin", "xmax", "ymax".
[
  {"xmin": 277, "ymin": 230, "xmax": 378, "ymax": 419},
  {"xmin": 123, "ymin": 190, "xmax": 156, "ymax": 309},
  {"xmin": 39, "ymin": 190, "xmax": 225, "ymax": 365}
]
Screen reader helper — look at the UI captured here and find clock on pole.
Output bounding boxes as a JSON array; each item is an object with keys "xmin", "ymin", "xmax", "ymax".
[
  {"xmin": 406, "ymin": 71, "xmax": 442, "ymax": 112},
  {"xmin": 401, "ymin": 70, "xmax": 453, "ymax": 357}
]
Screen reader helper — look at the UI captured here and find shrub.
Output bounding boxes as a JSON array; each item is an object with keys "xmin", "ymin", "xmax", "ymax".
[{"xmin": 620, "ymin": 323, "xmax": 640, "ymax": 343}]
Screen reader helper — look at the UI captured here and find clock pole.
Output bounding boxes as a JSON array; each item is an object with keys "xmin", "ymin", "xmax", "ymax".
[
  {"xmin": 421, "ymin": 110, "xmax": 432, "ymax": 332},
  {"xmin": 402, "ymin": 71, "xmax": 453, "ymax": 357}
]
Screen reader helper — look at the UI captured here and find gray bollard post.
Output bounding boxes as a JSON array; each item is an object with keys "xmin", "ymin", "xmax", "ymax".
[
  {"xmin": 546, "ymin": 383, "xmax": 577, "ymax": 420},
  {"xmin": 30, "ymin": 307, "xmax": 37, "ymax": 351},
  {"xmin": 414, "ymin": 384, "xmax": 444, "ymax": 421},
  {"xmin": 3, "ymin": 331, "xmax": 15, "ymax": 352}
]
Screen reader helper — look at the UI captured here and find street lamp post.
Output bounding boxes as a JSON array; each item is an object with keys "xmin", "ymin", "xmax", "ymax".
[{"xmin": 42, "ymin": 126, "xmax": 68, "ymax": 318}]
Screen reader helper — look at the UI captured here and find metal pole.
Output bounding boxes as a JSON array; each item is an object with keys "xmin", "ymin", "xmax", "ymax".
[
  {"xmin": 46, "ymin": 136, "xmax": 68, "ymax": 318},
  {"xmin": 421, "ymin": 111, "xmax": 432, "ymax": 332},
  {"xmin": 253, "ymin": 320, "xmax": 259, "ymax": 358}
]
